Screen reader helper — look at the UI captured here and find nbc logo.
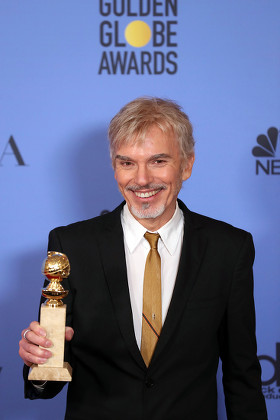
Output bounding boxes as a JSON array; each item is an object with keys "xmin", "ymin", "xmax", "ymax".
[{"xmin": 252, "ymin": 127, "xmax": 280, "ymax": 175}]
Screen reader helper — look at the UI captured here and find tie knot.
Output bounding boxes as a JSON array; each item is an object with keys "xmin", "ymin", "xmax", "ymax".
[{"xmin": 144, "ymin": 232, "xmax": 160, "ymax": 249}]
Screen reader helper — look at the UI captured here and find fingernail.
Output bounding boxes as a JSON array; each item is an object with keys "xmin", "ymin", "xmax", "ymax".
[
  {"xmin": 45, "ymin": 340, "xmax": 52, "ymax": 347},
  {"xmin": 39, "ymin": 358, "xmax": 47, "ymax": 364},
  {"xmin": 39, "ymin": 330, "xmax": 46, "ymax": 337}
]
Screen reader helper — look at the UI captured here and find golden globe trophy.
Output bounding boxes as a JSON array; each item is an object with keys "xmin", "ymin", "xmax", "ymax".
[{"xmin": 28, "ymin": 251, "xmax": 72, "ymax": 381}]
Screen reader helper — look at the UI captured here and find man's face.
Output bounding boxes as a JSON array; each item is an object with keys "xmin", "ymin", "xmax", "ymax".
[{"xmin": 114, "ymin": 126, "xmax": 194, "ymax": 230}]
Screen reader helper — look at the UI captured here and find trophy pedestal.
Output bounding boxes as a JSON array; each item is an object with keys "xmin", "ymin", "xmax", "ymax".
[
  {"xmin": 28, "ymin": 304, "xmax": 72, "ymax": 382},
  {"xmin": 28, "ymin": 362, "xmax": 72, "ymax": 381}
]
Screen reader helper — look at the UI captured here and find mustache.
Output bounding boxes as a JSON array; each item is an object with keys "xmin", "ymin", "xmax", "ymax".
[{"xmin": 125, "ymin": 183, "xmax": 167, "ymax": 192}]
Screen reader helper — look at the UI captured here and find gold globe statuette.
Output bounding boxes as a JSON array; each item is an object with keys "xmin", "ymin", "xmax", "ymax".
[
  {"xmin": 41, "ymin": 251, "xmax": 70, "ymax": 307},
  {"xmin": 28, "ymin": 251, "xmax": 72, "ymax": 382}
]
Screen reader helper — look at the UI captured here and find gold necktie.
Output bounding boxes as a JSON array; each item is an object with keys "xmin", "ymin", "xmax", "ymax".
[{"xmin": 141, "ymin": 232, "xmax": 162, "ymax": 367}]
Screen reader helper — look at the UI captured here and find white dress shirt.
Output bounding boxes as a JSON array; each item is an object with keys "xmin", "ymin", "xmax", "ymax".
[{"xmin": 121, "ymin": 202, "xmax": 184, "ymax": 349}]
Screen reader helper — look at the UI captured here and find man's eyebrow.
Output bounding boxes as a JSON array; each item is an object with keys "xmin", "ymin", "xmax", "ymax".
[
  {"xmin": 115, "ymin": 153, "xmax": 172, "ymax": 161},
  {"xmin": 149, "ymin": 153, "xmax": 171, "ymax": 160},
  {"xmin": 115, "ymin": 155, "xmax": 133, "ymax": 161}
]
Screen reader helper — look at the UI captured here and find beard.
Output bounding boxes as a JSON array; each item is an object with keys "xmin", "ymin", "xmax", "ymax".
[
  {"xmin": 125, "ymin": 180, "xmax": 183, "ymax": 220},
  {"xmin": 130, "ymin": 203, "xmax": 166, "ymax": 220}
]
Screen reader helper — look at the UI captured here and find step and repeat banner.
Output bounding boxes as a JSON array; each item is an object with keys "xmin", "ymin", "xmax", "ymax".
[{"xmin": 0, "ymin": 1, "xmax": 279, "ymax": 419}]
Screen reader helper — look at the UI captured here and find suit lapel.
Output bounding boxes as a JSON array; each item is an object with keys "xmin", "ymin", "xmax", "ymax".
[
  {"xmin": 97, "ymin": 204, "xmax": 146, "ymax": 369},
  {"xmin": 151, "ymin": 202, "xmax": 208, "ymax": 365},
  {"xmin": 96, "ymin": 201, "xmax": 207, "ymax": 370}
]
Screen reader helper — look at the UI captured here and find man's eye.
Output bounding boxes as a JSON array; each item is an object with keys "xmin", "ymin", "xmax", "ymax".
[
  {"xmin": 121, "ymin": 161, "xmax": 133, "ymax": 167},
  {"xmin": 153, "ymin": 159, "xmax": 166, "ymax": 165}
]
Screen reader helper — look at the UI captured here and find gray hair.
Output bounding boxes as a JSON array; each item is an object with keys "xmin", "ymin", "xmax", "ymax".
[{"xmin": 108, "ymin": 97, "xmax": 195, "ymax": 165}]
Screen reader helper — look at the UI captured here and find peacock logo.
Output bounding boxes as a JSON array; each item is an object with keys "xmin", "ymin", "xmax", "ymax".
[
  {"xmin": 252, "ymin": 127, "xmax": 278, "ymax": 158},
  {"xmin": 252, "ymin": 127, "xmax": 280, "ymax": 175}
]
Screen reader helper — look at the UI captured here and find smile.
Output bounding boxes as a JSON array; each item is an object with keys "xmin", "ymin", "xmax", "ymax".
[{"xmin": 134, "ymin": 190, "xmax": 161, "ymax": 198}]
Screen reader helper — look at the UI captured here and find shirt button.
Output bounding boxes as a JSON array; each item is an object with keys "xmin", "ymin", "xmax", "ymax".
[{"xmin": 145, "ymin": 377, "xmax": 155, "ymax": 388}]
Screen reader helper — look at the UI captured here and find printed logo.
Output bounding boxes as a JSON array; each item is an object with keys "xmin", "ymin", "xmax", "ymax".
[
  {"xmin": 259, "ymin": 343, "xmax": 280, "ymax": 400},
  {"xmin": 98, "ymin": 0, "xmax": 178, "ymax": 75},
  {"xmin": 100, "ymin": 209, "xmax": 110, "ymax": 215},
  {"xmin": 252, "ymin": 127, "xmax": 280, "ymax": 175},
  {"xmin": 0, "ymin": 136, "xmax": 27, "ymax": 166}
]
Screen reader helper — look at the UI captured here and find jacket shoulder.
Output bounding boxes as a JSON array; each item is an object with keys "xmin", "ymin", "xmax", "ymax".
[
  {"xmin": 179, "ymin": 199, "xmax": 250, "ymax": 236},
  {"xmin": 187, "ymin": 210, "xmax": 253, "ymax": 251},
  {"xmin": 49, "ymin": 202, "xmax": 124, "ymax": 240}
]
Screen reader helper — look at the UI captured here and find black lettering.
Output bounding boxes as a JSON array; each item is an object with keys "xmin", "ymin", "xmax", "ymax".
[
  {"xmin": 259, "ymin": 344, "xmax": 280, "ymax": 386},
  {"xmin": 114, "ymin": 0, "xmax": 125, "ymax": 16},
  {"xmin": 166, "ymin": 0, "xmax": 177, "ymax": 16},
  {"xmin": 114, "ymin": 21, "xmax": 126, "ymax": 47},
  {"xmin": 166, "ymin": 51, "xmax": 177, "ymax": 74},
  {"xmin": 272, "ymin": 160, "xmax": 280, "ymax": 175},
  {"xmin": 259, "ymin": 355, "xmax": 277, "ymax": 385},
  {"xmin": 99, "ymin": 0, "xmax": 111, "ymax": 16},
  {"xmin": 98, "ymin": 52, "xmax": 111, "ymax": 74},
  {"xmin": 127, "ymin": 52, "xmax": 139, "ymax": 74},
  {"xmin": 264, "ymin": 393, "xmax": 280, "ymax": 399},
  {"xmin": 154, "ymin": 51, "xmax": 165, "ymax": 74},
  {"xmin": 110, "ymin": 51, "xmax": 128, "ymax": 74},
  {"xmin": 0, "ymin": 136, "xmax": 26, "ymax": 166},
  {"xmin": 153, "ymin": 21, "xmax": 165, "ymax": 47},
  {"xmin": 140, "ymin": 0, "xmax": 150, "ymax": 16},
  {"xmin": 141, "ymin": 51, "xmax": 152, "ymax": 74},
  {"xmin": 277, "ymin": 343, "xmax": 280, "ymax": 386},
  {"xmin": 153, "ymin": 0, "xmax": 163, "ymax": 16},
  {"xmin": 262, "ymin": 386, "xmax": 272, "ymax": 394},
  {"xmin": 267, "ymin": 386, "xmax": 275, "ymax": 393},
  {"xmin": 100, "ymin": 21, "xmax": 112, "ymax": 47},
  {"xmin": 256, "ymin": 160, "xmax": 269, "ymax": 175},
  {"xmin": 166, "ymin": 21, "xmax": 177, "ymax": 47},
  {"xmin": 99, "ymin": 0, "xmax": 177, "ymax": 18},
  {"xmin": 127, "ymin": 0, "xmax": 137, "ymax": 16}
]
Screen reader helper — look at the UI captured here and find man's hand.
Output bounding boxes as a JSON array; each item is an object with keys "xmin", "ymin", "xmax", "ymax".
[{"xmin": 19, "ymin": 321, "xmax": 74, "ymax": 367}]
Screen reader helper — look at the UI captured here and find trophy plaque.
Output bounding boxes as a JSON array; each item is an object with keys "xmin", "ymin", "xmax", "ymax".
[{"xmin": 28, "ymin": 251, "xmax": 72, "ymax": 381}]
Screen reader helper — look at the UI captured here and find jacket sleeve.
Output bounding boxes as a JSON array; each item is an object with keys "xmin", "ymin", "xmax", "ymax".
[{"xmin": 218, "ymin": 233, "xmax": 267, "ymax": 419}]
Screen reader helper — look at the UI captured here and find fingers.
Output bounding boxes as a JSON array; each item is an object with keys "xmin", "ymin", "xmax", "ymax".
[
  {"xmin": 19, "ymin": 321, "xmax": 53, "ymax": 367},
  {"xmin": 19, "ymin": 322, "xmax": 75, "ymax": 367},
  {"xmin": 65, "ymin": 327, "xmax": 74, "ymax": 342},
  {"xmin": 22, "ymin": 321, "xmax": 53, "ymax": 348},
  {"xmin": 19, "ymin": 338, "xmax": 52, "ymax": 367}
]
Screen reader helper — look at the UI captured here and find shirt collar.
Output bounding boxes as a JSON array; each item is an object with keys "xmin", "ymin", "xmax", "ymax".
[{"xmin": 121, "ymin": 202, "xmax": 184, "ymax": 255}]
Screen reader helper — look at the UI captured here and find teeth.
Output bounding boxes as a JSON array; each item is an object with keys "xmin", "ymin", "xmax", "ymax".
[{"xmin": 135, "ymin": 190, "xmax": 159, "ymax": 198}]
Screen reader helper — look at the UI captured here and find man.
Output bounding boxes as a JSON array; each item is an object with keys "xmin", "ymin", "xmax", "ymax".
[{"xmin": 19, "ymin": 97, "xmax": 267, "ymax": 419}]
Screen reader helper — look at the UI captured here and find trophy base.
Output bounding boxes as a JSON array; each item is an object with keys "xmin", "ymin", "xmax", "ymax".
[{"xmin": 28, "ymin": 362, "xmax": 72, "ymax": 382}]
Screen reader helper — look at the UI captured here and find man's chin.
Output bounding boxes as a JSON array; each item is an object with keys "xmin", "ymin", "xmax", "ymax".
[{"xmin": 130, "ymin": 204, "xmax": 165, "ymax": 220}]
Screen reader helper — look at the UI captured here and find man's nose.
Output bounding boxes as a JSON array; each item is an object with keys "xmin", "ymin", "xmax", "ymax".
[{"xmin": 134, "ymin": 164, "xmax": 152, "ymax": 186}]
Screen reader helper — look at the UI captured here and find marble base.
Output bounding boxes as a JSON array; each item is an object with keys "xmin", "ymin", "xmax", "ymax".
[{"xmin": 28, "ymin": 362, "xmax": 72, "ymax": 381}]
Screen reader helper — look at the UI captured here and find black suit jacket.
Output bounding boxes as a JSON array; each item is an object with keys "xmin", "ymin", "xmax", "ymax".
[{"xmin": 24, "ymin": 200, "xmax": 267, "ymax": 420}]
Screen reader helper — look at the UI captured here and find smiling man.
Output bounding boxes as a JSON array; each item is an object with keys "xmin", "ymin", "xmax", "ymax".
[
  {"xmin": 19, "ymin": 97, "xmax": 267, "ymax": 420},
  {"xmin": 113, "ymin": 125, "xmax": 194, "ymax": 230}
]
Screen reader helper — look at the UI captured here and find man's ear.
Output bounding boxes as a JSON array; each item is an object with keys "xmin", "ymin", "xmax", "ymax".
[{"xmin": 181, "ymin": 154, "xmax": 195, "ymax": 181}]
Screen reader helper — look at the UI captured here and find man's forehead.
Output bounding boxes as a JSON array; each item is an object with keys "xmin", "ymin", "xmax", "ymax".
[{"xmin": 117, "ymin": 129, "xmax": 176, "ymax": 150}]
